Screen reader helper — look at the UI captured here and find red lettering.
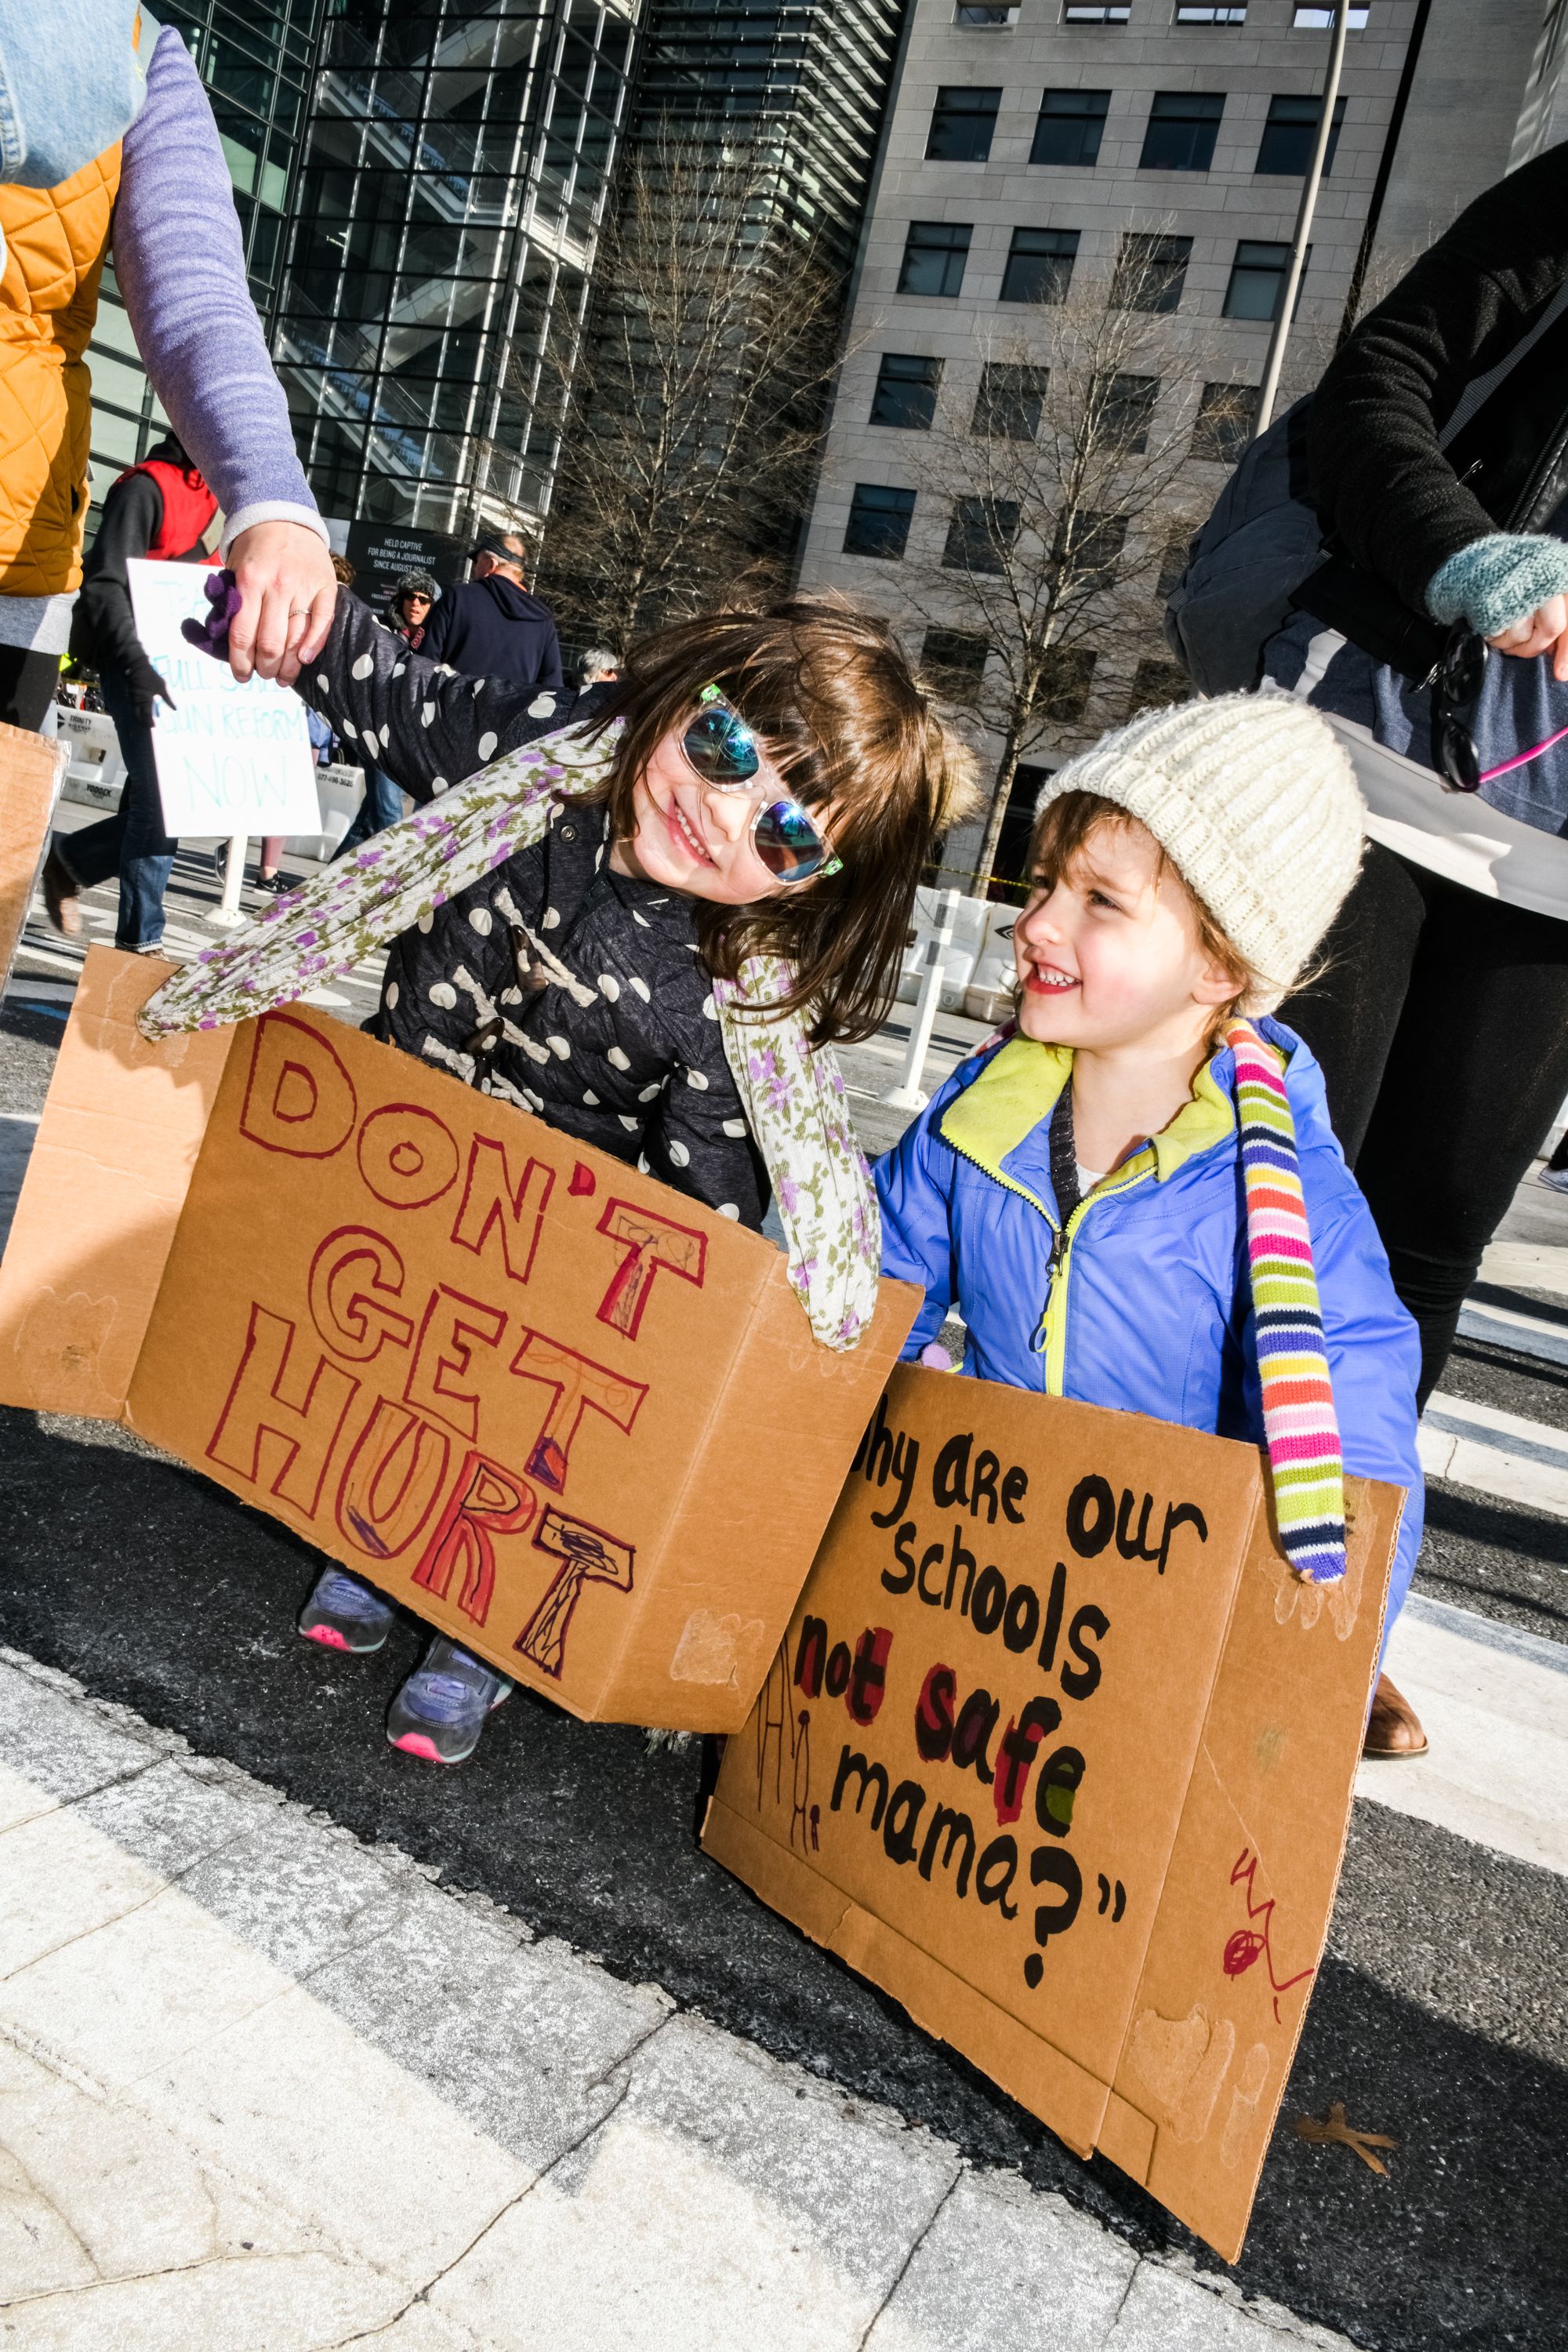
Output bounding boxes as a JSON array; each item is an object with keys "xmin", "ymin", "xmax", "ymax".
[
  {"xmin": 308, "ymin": 1225, "xmax": 414, "ymax": 1363},
  {"xmin": 405, "ymin": 1285, "xmax": 506, "ymax": 1440},
  {"xmin": 357, "ymin": 1102, "xmax": 460, "ymax": 1210},
  {"xmin": 450, "ymin": 1134, "xmax": 554, "ymax": 1284},
  {"xmin": 509, "ymin": 1327, "xmax": 647, "ymax": 1492},
  {"xmin": 239, "ymin": 1013, "xmax": 357, "ymax": 1160},
  {"xmin": 593, "ymin": 1199, "xmax": 706, "ymax": 1339},
  {"xmin": 412, "ymin": 1450, "xmax": 537, "ymax": 1628},
  {"xmin": 208, "ymin": 1303, "xmax": 358, "ymax": 1515},
  {"xmin": 335, "ymin": 1399, "xmax": 452, "ymax": 1559}
]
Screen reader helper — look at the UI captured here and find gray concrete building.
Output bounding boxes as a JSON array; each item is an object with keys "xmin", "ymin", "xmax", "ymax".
[{"xmin": 797, "ymin": 0, "xmax": 1546, "ymax": 892}]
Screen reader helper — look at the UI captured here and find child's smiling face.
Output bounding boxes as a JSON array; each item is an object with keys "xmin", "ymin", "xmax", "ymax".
[
  {"xmin": 613, "ymin": 721, "xmax": 831, "ymax": 906},
  {"xmin": 1013, "ymin": 815, "xmax": 1237, "ymax": 1052}
]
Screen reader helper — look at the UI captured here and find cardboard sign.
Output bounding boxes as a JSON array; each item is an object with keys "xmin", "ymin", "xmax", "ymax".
[
  {"xmin": 0, "ymin": 721, "xmax": 67, "ymax": 998},
  {"xmin": 702, "ymin": 1364, "xmax": 1403, "ymax": 2259},
  {"xmin": 0, "ymin": 950, "xmax": 917, "ymax": 1728},
  {"xmin": 126, "ymin": 561, "xmax": 322, "ymax": 837}
]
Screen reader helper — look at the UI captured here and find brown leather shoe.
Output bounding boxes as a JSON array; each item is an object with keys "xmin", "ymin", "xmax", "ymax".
[
  {"xmin": 1363, "ymin": 1671, "xmax": 1428, "ymax": 1760},
  {"xmin": 41, "ymin": 845, "xmax": 82, "ymax": 938}
]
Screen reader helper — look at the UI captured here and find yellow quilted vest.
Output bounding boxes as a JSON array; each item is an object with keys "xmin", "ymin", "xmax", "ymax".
[{"xmin": 0, "ymin": 148, "xmax": 122, "ymax": 597}]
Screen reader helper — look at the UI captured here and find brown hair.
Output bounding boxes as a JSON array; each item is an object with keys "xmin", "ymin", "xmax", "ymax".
[
  {"xmin": 1025, "ymin": 789, "xmax": 1265, "ymax": 1030},
  {"xmin": 586, "ymin": 597, "xmax": 978, "ymax": 1046}
]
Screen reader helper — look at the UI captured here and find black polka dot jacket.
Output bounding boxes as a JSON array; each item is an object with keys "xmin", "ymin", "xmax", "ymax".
[{"xmin": 294, "ymin": 592, "xmax": 771, "ymax": 1231}]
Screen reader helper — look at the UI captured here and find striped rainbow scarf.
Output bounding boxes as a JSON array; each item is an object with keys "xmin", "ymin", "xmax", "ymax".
[{"xmin": 1225, "ymin": 1019, "xmax": 1347, "ymax": 1586}]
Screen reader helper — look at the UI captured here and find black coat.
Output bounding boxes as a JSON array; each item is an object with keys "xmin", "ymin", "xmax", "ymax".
[
  {"xmin": 420, "ymin": 573, "xmax": 564, "ymax": 695},
  {"xmin": 1308, "ymin": 141, "xmax": 1568, "ymax": 627}
]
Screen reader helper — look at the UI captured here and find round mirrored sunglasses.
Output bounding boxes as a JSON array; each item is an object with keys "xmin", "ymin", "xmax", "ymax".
[{"xmin": 680, "ymin": 686, "xmax": 841, "ymax": 884}]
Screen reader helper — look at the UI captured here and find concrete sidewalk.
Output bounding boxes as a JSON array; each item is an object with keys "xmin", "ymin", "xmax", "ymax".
[{"xmin": 0, "ymin": 1648, "xmax": 1352, "ymax": 2352}]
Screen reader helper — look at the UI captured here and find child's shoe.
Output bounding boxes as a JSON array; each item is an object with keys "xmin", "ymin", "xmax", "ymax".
[
  {"xmin": 298, "ymin": 1566, "xmax": 398, "ymax": 1653},
  {"xmin": 386, "ymin": 1638, "xmax": 513, "ymax": 1765}
]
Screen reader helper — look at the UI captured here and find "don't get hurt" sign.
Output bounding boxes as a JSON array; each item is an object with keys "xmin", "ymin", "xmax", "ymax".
[{"xmin": 704, "ymin": 1363, "xmax": 1404, "ymax": 2259}]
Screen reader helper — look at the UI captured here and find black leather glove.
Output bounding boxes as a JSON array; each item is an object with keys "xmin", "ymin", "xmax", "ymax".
[{"xmin": 125, "ymin": 658, "xmax": 176, "ymax": 729}]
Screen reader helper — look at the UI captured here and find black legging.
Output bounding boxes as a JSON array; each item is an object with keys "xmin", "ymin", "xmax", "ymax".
[{"xmin": 1284, "ymin": 840, "xmax": 1568, "ymax": 1407}]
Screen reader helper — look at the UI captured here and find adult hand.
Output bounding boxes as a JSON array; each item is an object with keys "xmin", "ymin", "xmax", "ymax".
[
  {"xmin": 127, "ymin": 660, "xmax": 176, "ymax": 729},
  {"xmin": 226, "ymin": 521, "xmax": 337, "ymax": 687},
  {"xmin": 1486, "ymin": 594, "xmax": 1568, "ymax": 681}
]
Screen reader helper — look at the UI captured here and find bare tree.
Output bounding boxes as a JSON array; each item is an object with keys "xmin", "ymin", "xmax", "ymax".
[
  {"xmin": 898, "ymin": 236, "xmax": 1259, "ymax": 891},
  {"xmin": 533, "ymin": 130, "xmax": 850, "ymax": 644}
]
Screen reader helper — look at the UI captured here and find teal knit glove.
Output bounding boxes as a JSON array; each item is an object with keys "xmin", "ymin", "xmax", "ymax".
[{"xmin": 1427, "ymin": 533, "xmax": 1568, "ymax": 638}]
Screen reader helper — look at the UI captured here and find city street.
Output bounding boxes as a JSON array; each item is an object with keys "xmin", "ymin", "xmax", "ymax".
[{"xmin": 1, "ymin": 849, "xmax": 1564, "ymax": 2352}]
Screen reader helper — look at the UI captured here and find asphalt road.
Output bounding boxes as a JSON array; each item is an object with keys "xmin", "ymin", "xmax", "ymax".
[{"xmin": 2, "ymin": 969, "xmax": 1566, "ymax": 2351}]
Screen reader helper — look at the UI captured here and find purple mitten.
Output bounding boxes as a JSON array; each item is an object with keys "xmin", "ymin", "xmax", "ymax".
[{"xmin": 180, "ymin": 568, "xmax": 244, "ymax": 658}]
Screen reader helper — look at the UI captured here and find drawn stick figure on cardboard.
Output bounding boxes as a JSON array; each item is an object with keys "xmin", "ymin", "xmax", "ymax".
[{"xmin": 514, "ymin": 1508, "xmax": 634, "ymax": 1679}]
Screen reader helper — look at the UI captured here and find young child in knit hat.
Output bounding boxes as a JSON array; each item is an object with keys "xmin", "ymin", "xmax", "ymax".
[{"xmin": 876, "ymin": 691, "xmax": 1425, "ymax": 1745}]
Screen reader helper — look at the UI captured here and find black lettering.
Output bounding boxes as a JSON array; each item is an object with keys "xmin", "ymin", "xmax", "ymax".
[
  {"xmin": 970, "ymin": 1565, "xmax": 1006, "ymax": 1637},
  {"xmin": 1001, "ymin": 1465, "xmax": 1029, "ymax": 1526},
  {"xmin": 945, "ymin": 1523, "xmax": 975, "ymax": 1611},
  {"xmin": 1030, "ymin": 1844, "xmax": 1083, "ymax": 1940},
  {"xmin": 1156, "ymin": 1499, "xmax": 1209, "ymax": 1576},
  {"xmin": 1065, "ymin": 1473, "xmax": 1114, "ymax": 1557},
  {"xmin": 795, "ymin": 1616, "xmax": 827, "ymax": 1697},
  {"xmin": 919, "ymin": 1803, "xmax": 976, "ymax": 1896},
  {"xmin": 970, "ymin": 1449, "xmax": 1000, "ymax": 1524},
  {"xmin": 977, "ymin": 1834, "xmax": 1019, "ymax": 1918},
  {"xmin": 855, "ymin": 1392, "xmax": 892, "ymax": 1484},
  {"xmin": 847, "ymin": 1627, "xmax": 891, "ymax": 1725},
  {"xmin": 1115, "ymin": 1488, "xmax": 1160, "ymax": 1563},
  {"xmin": 832, "ymin": 1746, "xmax": 890, "ymax": 1828},
  {"xmin": 1061, "ymin": 1604, "xmax": 1109, "ymax": 1700},
  {"xmin": 825, "ymin": 1641, "xmax": 851, "ymax": 1697},
  {"xmin": 915, "ymin": 1663, "xmax": 957, "ymax": 1761},
  {"xmin": 952, "ymin": 1689, "xmax": 999, "ymax": 1784},
  {"xmin": 1034, "ymin": 1744, "xmax": 1086, "ymax": 1837},
  {"xmin": 883, "ymin": 1779, "xmax": 925, "ymax": 1865},
  {"xmin": 1002, "ymin": 1580, "xmax": 1040, "ymax": 1654},
  {"xmin": 917, "ymin": 1542, "xmax": 946, "ymax": 1605},
  {"xmin": 883, "ymin": 1522, "xmax": 917, "ymax": 1596},
  {"xmin": 869, "ymin": 1430, "xmax": 920, "ymax": 1530},
  {"xmin": 1036, "ymin": 1559, "xmax": 1067, "ymax": 1672},
  {"xmin": 932, "ymin": 1432, "xmax": 972, "ymax": 1511}
]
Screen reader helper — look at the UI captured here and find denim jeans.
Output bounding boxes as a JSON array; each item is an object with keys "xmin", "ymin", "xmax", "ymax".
[
  {"xmin": 56, "ymin": 664, "xmax": 176, "ymax": 949},
  {"xmin": 332, "ymin": 763, "xmax": 405, "ymax": 859}
]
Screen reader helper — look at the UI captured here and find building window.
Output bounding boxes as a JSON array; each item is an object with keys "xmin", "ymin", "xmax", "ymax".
[
  {"xmin": 1098, "ymin": 372, "xmax": 1160, "ymax": 454},
  {"xmin": 1224, "ymin": 239, "xmax": 1310, "ymax": 321},
  {"xmin": 1040, "ymin": 647, "xmax": 1097, "ymax": 722},
  {"xmin": 1058, "ymin": 510, "xmax": 1127, "ymax": 590},
  {"xmin": 921, "ymin": 628, "xmax": 991, "ymax": 702},
  {"xmin": 1294, "ymin": 5, "xmax": 1367, "ymax": 24},
  {"xmin": 955, "ymin": 5, "xmax": 1018, "ymax": 24},
  {"xmin": 927, "ymin": 86, "xmax": 1004, "ymax": 162},
  {"xmin": 1139, "ymin": 91, "xmax": 1225, "ymax": 172},
  {"xmin": 1031, "ymin": 89, "xmax": 1111, "ymax": 167},
  {"xmin": 1256, "ymin": 93, "xmax": 1346, "ymax": 174},
  {"xmin": 870, "ymin": 354, "xmax": 943, "ymax": 430},
  {"xmin": 898, "ymin": 220, "xmax": 973, "ymax": 297},
  {"xmin": 1064, "ymin": 5, "xmax": 1130, "ymax": 20},
  {"xmin": 1111, "ymin": 232, "xmax": 1192, "ymax": 312},
  {"xmin": 1000, "ymin": 226, "xmax": 1080, "ymax": 303},
  {"xmin": 973, "ymin": 362, "xmax": 1051, "ymax": 440},
  {"xmin": 1192, "ymin": 381, "xmax": 1260, "ymax": 463},
  {"xmin": 1175, "ymin": 5, "xmax": 1247, "ymax": 21},
  {"xmin": 844, "ymin": 484, "xmax": 916, "ymax": 559},
  {"xmin": 1157, "ymin": 525, "xmax": 1194, "ymax": 599},
  {"xmin": 1128, "ymin": 659, "xmax": 1189, "ymax": 716},
  {"xmin": 944, "ymin": 495, "xmax": 1021, "ymax": 574}
]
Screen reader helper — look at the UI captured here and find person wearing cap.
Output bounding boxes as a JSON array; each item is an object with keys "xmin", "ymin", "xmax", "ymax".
[
  {"xmin": 417, "ymin": 530, "xmax": 563, "ymax": 702},
  {"xmin": 875, "ymin": 691, "xmax": 1425, "ymax": 1761}
]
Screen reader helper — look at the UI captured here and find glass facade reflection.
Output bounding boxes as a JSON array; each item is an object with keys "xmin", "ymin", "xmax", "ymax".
[
  {"xmin": 86, "ymin": 0, "xmax": 328, "ymax": 514},
  {"xmin": 274, "ymin": 0, "xmax": 640, "ymax": 537}
]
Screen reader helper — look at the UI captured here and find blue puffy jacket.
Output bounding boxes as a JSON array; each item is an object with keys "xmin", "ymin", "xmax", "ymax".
[{"xmin": 875, "ymin": 1018, "xmax": 1424, "ymax": 1629}]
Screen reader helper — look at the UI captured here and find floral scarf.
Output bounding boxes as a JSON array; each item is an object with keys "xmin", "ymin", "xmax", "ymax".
[{"xmin": 139, "ymin": 720, "xmax": 882, "ymax": 1350}]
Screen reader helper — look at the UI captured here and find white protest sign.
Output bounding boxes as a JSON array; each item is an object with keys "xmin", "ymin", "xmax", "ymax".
[{"xmin": 127, "ymin": 560, "xmax": 323, "ymax": 837}]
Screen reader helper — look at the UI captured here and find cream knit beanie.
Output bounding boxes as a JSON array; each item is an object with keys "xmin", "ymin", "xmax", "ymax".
[{"xmin": 1033, "ymin": 690, "xmax": 1364, "ymax": 1011}]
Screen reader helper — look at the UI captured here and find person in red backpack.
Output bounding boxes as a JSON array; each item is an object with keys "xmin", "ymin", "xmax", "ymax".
[{"xmin": 42, "ymin": 435, "xmax": 217, "ymax": 954}]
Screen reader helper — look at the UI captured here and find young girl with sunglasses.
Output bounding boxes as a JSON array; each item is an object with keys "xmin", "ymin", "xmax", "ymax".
[{"xmin": 147, "ymin": 586, "xmax": 974, "ymax": 1764}]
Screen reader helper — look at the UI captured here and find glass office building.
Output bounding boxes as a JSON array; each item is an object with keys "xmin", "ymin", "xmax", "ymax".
[
  {"xmin": 85, "ymin": 0, "xmax": 328, "ymax": 514},
  {"xmin": 633, "ymin": 0, "xmax": 907, "ymax": 270},
  {"xmin": 274, "ymin": 0, "xmax": 641, "ymax": 543}
]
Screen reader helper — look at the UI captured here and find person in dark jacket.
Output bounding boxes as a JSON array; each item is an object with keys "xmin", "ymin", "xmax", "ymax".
[
  {"xmin": 1254, "ymin": 144, "xmax": 1568, "ymax": 1759},
  {"xmin": 42, "ymin": 434, "xmax": 216, "ymax": 952},
  {"xmin": 419, "ymin": 529, "xmax": 564, "ymax": 699},
  {"xmin": 328, "ymin": 572, "xmax": 444, "ymax": 864}
]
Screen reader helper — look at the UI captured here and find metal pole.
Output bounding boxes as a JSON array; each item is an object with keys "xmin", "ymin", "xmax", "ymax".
[
  {"xmin": 207, "ymin": 836, "xmax": 249, "ymax": 930},
  {"xmin": 882, "ymin": 889, "xmax": 960, "ymax": 1113},
  {"xmin": 1251, "ymin": 0, "xmax": 1351, "ymax": 441}
]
